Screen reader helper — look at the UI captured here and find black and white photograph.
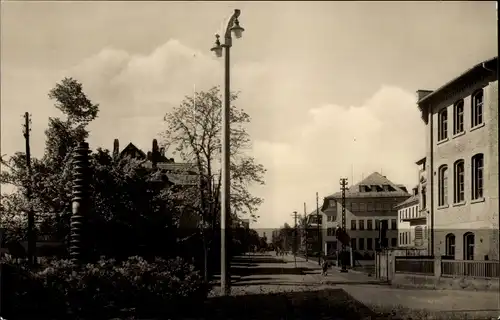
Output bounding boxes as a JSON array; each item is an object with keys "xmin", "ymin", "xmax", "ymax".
[{"xmin": 0, "ymin": 1, "xmax": 498, "ymax": 319}]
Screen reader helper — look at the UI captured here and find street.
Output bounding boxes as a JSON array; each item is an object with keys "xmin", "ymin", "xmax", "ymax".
[{"xmin": 204, "ymin": 252, "xmax": 500, "ymax": 320}]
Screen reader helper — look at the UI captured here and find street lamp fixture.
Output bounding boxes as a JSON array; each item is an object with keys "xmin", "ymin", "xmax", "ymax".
[
  {"xmin": 230, "ymin": 18, "xmax": 245, "ymax": 39},
  {"xmin": 211, "ymin": 8, "xmax": 245, "ymax": 297},
  {"xmin": 210, "ymin": 34, "xmax": 223, "ymax": 58}
]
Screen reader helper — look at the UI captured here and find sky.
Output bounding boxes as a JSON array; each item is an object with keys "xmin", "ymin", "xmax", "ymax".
[{"xmin": 1, "ymin": 1, "xmax": 497, "ymax": 230}]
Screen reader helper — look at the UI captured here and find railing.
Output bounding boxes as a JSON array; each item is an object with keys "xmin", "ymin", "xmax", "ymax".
[
  {"xmin": 441, "ymin": 260, "xmax": 500, "ymax": 279},
  {"xmin": 395, "ymin": 257, "xmax": 434, "ymax": 275}
]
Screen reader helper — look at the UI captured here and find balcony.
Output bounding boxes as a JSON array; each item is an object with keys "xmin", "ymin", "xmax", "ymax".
[{"xmin": 401, "ymin": 210, "xmax": 427, "ymax": 222}]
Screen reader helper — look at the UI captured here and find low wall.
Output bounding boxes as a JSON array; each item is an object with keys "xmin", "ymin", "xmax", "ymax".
[
  {"xmin": 392, "ymin": 272, "xmax": 500, "ymax": 292},
  {"xmin": 375, "ymin": 250, "xmax": 499, "ymax": 292}
]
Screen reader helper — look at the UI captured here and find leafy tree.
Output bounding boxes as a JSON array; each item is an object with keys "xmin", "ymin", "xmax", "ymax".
[
  {"xmin": 161, "ymin": 86, "xmax": 266, "ymax": 225},
  {"xmin": 161, "ymin": 86, "xmax": 266, "ymax": 279},
  {"xmin": 1, "ymin": 77, "xmax": 95, "ymax": 244},
  {"xmin": 0, "ymin": 78, "xmax": 180, "ymax": 261}
]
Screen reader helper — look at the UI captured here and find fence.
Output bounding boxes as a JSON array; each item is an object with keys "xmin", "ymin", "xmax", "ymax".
[
  {"xmin": 441, "ymin": 260, "xmax": 500, "ymax": 279},
  {"xmin": 395, "ymin": 257, "xmax": 434, "ymax": 275},
  {"xmin": 394, "ymin": 256, "xmax": 499, "ymax": 279}
]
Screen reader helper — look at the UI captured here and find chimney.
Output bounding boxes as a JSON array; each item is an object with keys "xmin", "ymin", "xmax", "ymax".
[
  {"xmin": 416, "ymin": 90, "xmax": 433, "ymax": 101},
  {"xmin": 152, "ymin": 139, "xmax": 159, "ymax": 153},
  {"xmin": 413, "ymin": 187, "xmax": 419, "ymax": 196},
  {"xmin": 159, "ymin": 147, "xmax": 165, "ymax": 158},
  {"xmin": 113, "ymin": 139, "xmax": 119, "ymax": 158},
  {"xmin": 152, "ymin": 139, "xmax": 159, "ymax": 169}
]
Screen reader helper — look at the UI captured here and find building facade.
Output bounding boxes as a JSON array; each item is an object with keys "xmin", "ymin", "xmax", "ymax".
[
  {"xmin": 305, "ymin": 209, "xmax": 323, "ymax": 254},
  {"xmin": 416, "ymin": 56, "xmax": 499, "ymax": 260},
  {"xmin": 321, "ymin": 172, "xmax": 411, "ymax": 259},
  {"xmin": 395, "ymin": 187, "xmax": 428, "ymax": 251}
]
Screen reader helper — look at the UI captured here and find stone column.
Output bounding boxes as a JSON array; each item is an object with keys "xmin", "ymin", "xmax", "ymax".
[{"xmin": 70, "ymin": 142, "xmax": 91, "ymax": 264}]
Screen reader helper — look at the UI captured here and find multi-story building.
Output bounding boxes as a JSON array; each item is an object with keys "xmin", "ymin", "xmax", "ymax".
[
  {"xmin": 321, "ymin": 172, "xmax": 411, "ymax": 259},
  {"xmin": 395, "ymin": 186, "xmax": 428, "ymax": 251},
  {"xmin": 305, "ymin": 209, "xmax": 323, "ymax": 254},
  {"xmin": 416, "ymin": 56, "xmax": 498, "ymax": 260}
]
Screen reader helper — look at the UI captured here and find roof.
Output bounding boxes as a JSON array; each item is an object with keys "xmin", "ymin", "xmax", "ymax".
[
  {"xmin": 142, "ymin": 161, "xmax": 199, "ymax": 186},
  {"xmin": 394, "ymin": 194, "xmax": 419, "ymax": 209},
  {"xmin": 325, "ymin": 172, "xmax": 411, "ymax": 200},
  {"xmin": 417, "ymin": 56, "xmax": 498, "ymax": 123},
  {"xmin": 415, "ymin": 157, "xmax": 426, "ymax": 166},
  {"xmin": 120, "ymin": 143, "xmax": 147, "ymax": 159}
]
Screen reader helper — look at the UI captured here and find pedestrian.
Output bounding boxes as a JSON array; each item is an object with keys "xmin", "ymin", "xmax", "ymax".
[{"xmin": 321, "ymin": 258, "xmax": 329, "ymax": 276}]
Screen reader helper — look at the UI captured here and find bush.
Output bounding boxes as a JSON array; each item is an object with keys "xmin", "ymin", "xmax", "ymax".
[{"xmin": 1, "ymin": 256, "xmax": 210, "ymax": 319}]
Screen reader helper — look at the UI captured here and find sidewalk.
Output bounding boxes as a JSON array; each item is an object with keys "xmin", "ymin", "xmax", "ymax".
[{"xmin": 286, "ymin": 254, "xmax": 500, "ymax": 315}]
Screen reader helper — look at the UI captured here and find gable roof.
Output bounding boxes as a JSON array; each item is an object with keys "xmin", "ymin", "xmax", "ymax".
[
  {"xmin": 120, "ymin": 142, "xmax": 147, "ymax": 159},
  {"xmin": 325, "ymin": 172, "xmax": 411, "ymax": 200},
  {"xmin": 394, "ymin": 194, "xmax": 419, "ymax": 209}
]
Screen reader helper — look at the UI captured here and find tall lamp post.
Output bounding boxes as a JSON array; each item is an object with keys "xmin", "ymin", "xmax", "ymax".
[{"xmin": 210, "ymin": 9, "xmax": 245, "ymax": 297}]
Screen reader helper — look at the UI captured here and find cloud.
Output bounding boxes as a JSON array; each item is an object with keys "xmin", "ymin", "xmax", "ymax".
[
  {"xmin": 65, "ymin": 39, "xmax": 270, "ymax": 152},
  {"xmin": 252, "ymin": 85, "xmax": 425, "ymax": 228},
  {"xmin": 1, "ymin": 38, "xmax": 425, "ymax": 230}
]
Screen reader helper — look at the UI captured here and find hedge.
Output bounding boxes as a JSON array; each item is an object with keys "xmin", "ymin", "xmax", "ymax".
[{"xmin": 1, "ymin": 255, "xmax": 210, "ymax": 319}]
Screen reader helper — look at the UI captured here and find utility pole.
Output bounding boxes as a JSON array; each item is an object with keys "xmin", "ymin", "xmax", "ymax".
[
  {"xmin": 316, "ymin": 192, "xmax": 321, "ymax": 266},
  {"xmin": 292, "ymin": 211, "xmax": 298, "ymax": 268},
  {"xmin": 23, "ymin": 112, "xmax": 36, "ymax": 267},
  {"xmin": 303, "ymin": 202, "xmax": 308, "ymax": 262},
  {"xmin": 340, "ymin": 178, "xmax": 349, "ymax": 273}
]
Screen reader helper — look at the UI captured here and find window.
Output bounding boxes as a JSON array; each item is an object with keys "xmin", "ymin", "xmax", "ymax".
[
  {"xmin": 438, "ymin": 108, "xmax": 448, "ymax": 141},
  {"xmin": 375, "ymin": 219, "xmax": 380, "ymax": 230},
  {"xmin": 422, "ymin": 186, "xmax": 427, "ymax": 209},
  {"xmin": 414, "ymin": 226, "xmax": 423, "ymax": 246},
  {"xmin": 327, "ymin": 228, "xmax": 334, "ymax": 236},
  {"xmin": 375, "ymin": 203, "xmax": 383, "ymax": 211},
  {"xmin": 329, "ymin": 200, "xmax": 336, "ymax": 208},
  {"xmin": 327, "ymin": 215, "xmax": 333, "ymax": 222},
  {"xmin": 359, "ymin": 220, "xmax": 365, "ymax": 230},
  {"xmin": 367, "ymin": 238, "xmax": 373, "ymax": 250},
  {"xmin": 453, "ymin": 100, "xmax": 464, "ymax": 134},
  {"xmin": 350, "ymin": 238, "xmax": 357, "ymax": 250},
  {"xmin": 438, "ymin": 165, "xmax": 448, "ymax": 206},
  {"xmin": 391, "ymin": 219, "xmax": 397, "ymax": 230},
  {"xmin": 359, "ymin": 238, "xmax": 365, "ymax": 250},
  {"xmin": 351, "ymin": 203, "xmax": 359, "ymax": 212},
  {"xmin": 351, "ymin": 220, "xmax": 357, "ymax": 230},
  {"xmin": 399, "ymin": 233, "xmax": 403, "ymax": 245},
  {"xmin": 471, "ymin": 154, "xmax": 484, "ymax": 200},
  {"xmin": 367, "ymin": 202, "xmax": 374, "ymax": 211},
  {"xmin": 445, "ymin": 233, "xmax": 455, "ymax": 258},
  {"xmin": 367, "ymin": 219, "xmax": 373, "ymax": 230},
  {"xmin": 359, "ymin": 203, "xmax": 366, "ymax": 211},
  {"xmin": 391, "ymin": 238, "xmax": 397, "ymax": 247},
  {"xmin": 454, "ymin": 160, "xmax": 465, "ymax": 203},
  {"xmin": 464, "ymin": 232, "xmax": 475, "ymax": 260},
  {"xmin": 471, "ymin": 89, "xmax": 483, "ymax": 128},
  {"xmin": 404, "ymin": 232, "xmax": 408, "ymax": 244},
  {"xmin": 383, "ymin": 203, "xmax": 391, "ymax": 210}
]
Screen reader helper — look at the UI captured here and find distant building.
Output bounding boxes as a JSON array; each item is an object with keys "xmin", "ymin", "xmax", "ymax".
[
  {"xmin": 416, "ymin": 56, "xmax": 498, "ymax": 260},
  {"xmin": 395, "ymin": 186, "xmax": 428, "ymax": 251},
  {"xmin": 113, "ymin": 138, "xmax": 200, "ymax": 230},
  {"xmin": 112, "ymin": 138, "xmax": 199, "ymax": 186},
  {"xmin": 302, "ymin": 209, "xmax": 323, "ymax": 254},
  {"xmin": 321, "ymin": 172, "xmax": 411, "ymax": 258}
]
